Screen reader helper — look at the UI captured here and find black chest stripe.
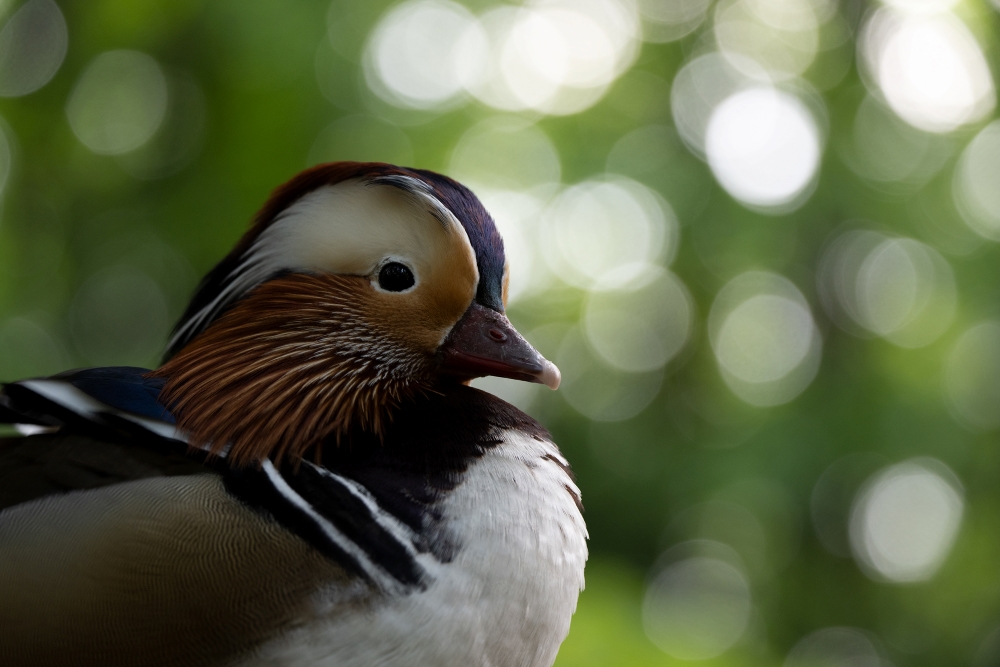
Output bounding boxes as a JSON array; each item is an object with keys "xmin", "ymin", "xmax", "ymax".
[
  {"xmin": 225, "ymin": 460, "xmax": 426, "ymax": 591},
  {"xmin": 4, "ymin": 378, "xmax": 556, "ymax": 593},
  {"xmin": 290, "ymin": 462, "xmax": 427, "ymax": 587},
  {"xmin": 221, "ymin": 386, "xmax": 553, "ymax": 586}
]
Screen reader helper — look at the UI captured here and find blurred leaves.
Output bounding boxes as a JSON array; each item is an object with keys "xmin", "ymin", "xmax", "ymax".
[{"xmin": 1, "ymin": 0, "xmax": 1000, "ymax": 665}]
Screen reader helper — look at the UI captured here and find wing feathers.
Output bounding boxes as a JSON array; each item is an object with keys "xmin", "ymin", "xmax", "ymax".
[
  {"xmin": 0, "ymin": 434, "xmax": 207, "ymax": 512},
  {"xmin": 0, "ymin": 475, "xmax": 351, "ymax": 667}
]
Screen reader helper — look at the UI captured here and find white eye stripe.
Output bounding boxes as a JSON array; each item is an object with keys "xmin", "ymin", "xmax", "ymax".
[
  {"xmin": 169, "ymin": 178, "xmax": 479, "ymax": 352},
  {"xmin": 167, "ymin": 247, "xmax": 279, "ymax": 352},
  {"xmin": 369, "ymin": 175, "xmax": 454, "ymax": 231}
]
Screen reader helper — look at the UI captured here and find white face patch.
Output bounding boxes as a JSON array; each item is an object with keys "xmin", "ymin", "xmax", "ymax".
[{"xmin": 169, "ymin": 179, "xmax": 479, "ymax": 352}]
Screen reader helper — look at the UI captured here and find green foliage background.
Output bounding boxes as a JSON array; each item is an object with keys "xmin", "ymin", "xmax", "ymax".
[{"xmin": 1, "ymin": 1, "xmax": 1000, "ymax": 665}]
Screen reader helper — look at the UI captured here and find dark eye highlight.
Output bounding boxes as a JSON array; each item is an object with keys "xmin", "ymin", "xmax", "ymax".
[{"xmin": 377, "ymin": 262, "xmax": 415, "ymax": 292}]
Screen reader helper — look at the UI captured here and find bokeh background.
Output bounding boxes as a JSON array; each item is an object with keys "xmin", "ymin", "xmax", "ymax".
[{"xmin": 1, "ymin": 0, "xmax": 1000, "ymax": 664}]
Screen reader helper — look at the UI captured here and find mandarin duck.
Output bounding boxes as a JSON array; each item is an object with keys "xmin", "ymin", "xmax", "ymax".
[{"xmin": 0, "ymin": 163, "xmax": 587, "ymax": 667}]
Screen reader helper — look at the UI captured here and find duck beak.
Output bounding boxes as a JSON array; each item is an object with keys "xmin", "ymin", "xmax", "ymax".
[{"xmin": 438, "ymin": 303, "xmax": 560, "ymax": 390}]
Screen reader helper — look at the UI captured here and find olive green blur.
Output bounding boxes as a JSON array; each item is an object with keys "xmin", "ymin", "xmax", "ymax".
[{"xmin": 1, "ymin": 1, "xmax": 999, "ymax": 666}]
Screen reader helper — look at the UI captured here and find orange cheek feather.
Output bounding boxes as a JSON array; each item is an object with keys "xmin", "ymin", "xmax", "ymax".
[
  {"xmin": 151, "ymin": 238, "xmax": 477, "ymax": 468},
  {"xmin": 374, "ymin": 249, "xmax": 478, "ymax": 352},
  {"xmin": 150, "ymin": 180, "xmax": 480, "ymax": 467}
]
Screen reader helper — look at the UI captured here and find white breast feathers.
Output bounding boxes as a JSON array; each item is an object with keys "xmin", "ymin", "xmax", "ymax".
[{"xmin": 247, "ymin": 430, "xmax": 588, "ymax": 667}]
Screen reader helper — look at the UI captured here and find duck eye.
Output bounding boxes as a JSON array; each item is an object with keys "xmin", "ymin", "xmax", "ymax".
[{"xmin": 377, "ymin": 262, "xmax": 415, "ymax": 292}]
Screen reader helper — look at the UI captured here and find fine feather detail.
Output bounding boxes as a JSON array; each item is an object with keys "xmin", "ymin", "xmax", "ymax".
[
  {"xmin": 150, "ymin": 273, "xmax": 435, "ymax": 467},
  {"xmin": 165, "ymin": 163, "xmax": 503, "ymax": 359},
  {"xmin": 165, "ymin": 163, "xmax": 419, "ymax": 358}
]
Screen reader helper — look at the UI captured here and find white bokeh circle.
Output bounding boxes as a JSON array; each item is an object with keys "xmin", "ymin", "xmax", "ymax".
[
  {"xmin": 584, "ymin": 267, "xmax": 693, "ymax": 373},
  {"xmin": 709, "ymin": 271, "xmax": 822, "ymax": 407},
  {"xmin": 818, "ymin": 230, "xmax": 956, "ymax": 348},
  {"xmin": 363, "ymin": 0, "xmax": 476, "ymax": 110},
  {"xmin": 0, "ymin": 0, "xmax": 67, "ymax": 97},
  {"xmin": 66, "ymin": 50, "xmax": 168, "ymax": 156},
  {"xmin": 643, "ymin": 543, "xmax": 753, "ymax": 661},
  {"xmin": 541, "ymin": 176, "xmax": 675, "ymax": 290},
  {"xmin": 860, "ymin": 9, "xmax": 995, "ymax": 133},
  {"xmin": 849, "ymin": 458, "xmax": 964, "ymax": 583},
  {"xmin": 705, "ymin": 86, "xmax": 822, "ymax": 212},
  {"xmin": 945, "ymin": 321, "xmax": 1000, "ymax": 432},
  {"xmin": 954, "ymin": 120, "xmax": 1000, "ymax": 241}
]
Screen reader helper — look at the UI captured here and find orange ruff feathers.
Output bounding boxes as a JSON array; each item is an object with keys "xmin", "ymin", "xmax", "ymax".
[{"xmin": 151, "ymin": 274, "xmax": 428, "ymax": 467}]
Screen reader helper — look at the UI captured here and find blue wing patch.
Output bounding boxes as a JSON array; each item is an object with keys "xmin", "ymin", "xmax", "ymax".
[
  {"xmin": 50, "ymin": 367, "xmax": 175, "ymax": 424},
  {"xmin": 0, "ymin": 366, "xmax": 183, "ymax": 443}
]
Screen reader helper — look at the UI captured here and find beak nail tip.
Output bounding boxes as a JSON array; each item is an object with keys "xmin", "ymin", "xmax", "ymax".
[{"xmin": 541, "ymin": 360, "xmax": 561, "ymax": 390}]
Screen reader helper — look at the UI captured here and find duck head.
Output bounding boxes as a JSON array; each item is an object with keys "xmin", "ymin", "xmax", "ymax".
[{"xmin": 152, "ymin": 162, "xmax": 558, "ymax": 466}]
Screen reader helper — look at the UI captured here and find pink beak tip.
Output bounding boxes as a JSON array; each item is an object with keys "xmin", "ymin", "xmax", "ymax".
[{"xmin": 539, "ymin": 359, "xmax": 561, "ymax": 390}]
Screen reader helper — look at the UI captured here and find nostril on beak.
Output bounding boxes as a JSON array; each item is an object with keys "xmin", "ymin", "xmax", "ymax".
[{"xmin": 488, "ymin": 329, "xmax": 507, "ymax": 342}]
